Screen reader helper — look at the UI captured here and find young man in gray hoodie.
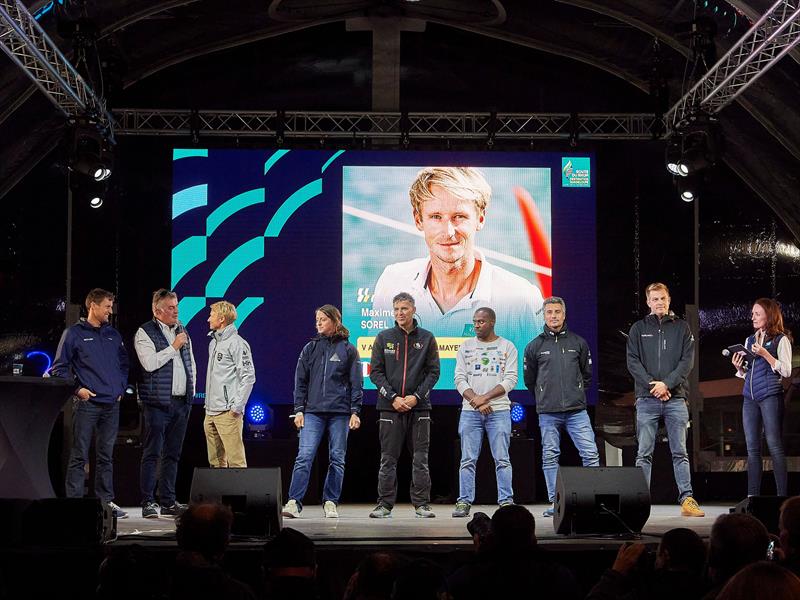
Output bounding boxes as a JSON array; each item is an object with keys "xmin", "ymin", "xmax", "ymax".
[{"xmin": 204, "ymin": 300, "xmax": 256, "ymax": 468}]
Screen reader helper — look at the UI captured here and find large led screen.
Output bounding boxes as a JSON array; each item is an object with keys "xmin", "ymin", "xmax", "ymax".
[{"xmin": 172, "ymin": 150, "xmax": 596, "ymax": 404}]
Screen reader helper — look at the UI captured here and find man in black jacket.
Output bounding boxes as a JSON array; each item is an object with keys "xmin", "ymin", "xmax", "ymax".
[
  {"xmin": 626, "ymin": 282, "xmax": 703, "ymax": 517},
  {"xmin": 523, "ymin": 296, "xmax": 599, "ymax": 517},
  {"xmin": 369, "ymin": 292, "xmax": 440, "ymax": 518}
]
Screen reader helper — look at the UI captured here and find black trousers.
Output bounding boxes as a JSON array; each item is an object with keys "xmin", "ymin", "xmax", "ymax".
[{"xmin": 376, "ymin": 410, "xmax": 431, "ymax": 508}]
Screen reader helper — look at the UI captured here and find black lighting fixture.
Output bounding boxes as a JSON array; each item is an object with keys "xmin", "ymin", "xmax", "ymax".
[
  {"xmin": 665, "ymin": 136, "xmax": 682, "ymax": 176},
  {"xmin": 69, "ymin": 119, "xmax": 113, "ymax": 182},
  {"xmin": 676, "ymin": 113, "xmax": 719, "ymax": 177},
  {"xmin": 676, "ymin": 174, "xmax": 701, "ymax": 202}
]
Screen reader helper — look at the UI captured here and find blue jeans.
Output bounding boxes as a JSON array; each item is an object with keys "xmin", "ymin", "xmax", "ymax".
[
  {"xmin": 743, "ymin": 394, "xmax": 787, "ymax": 496},
  {"xmin": 457, "ymin": 409, "xmax": 513, "ymax": 505},
  {"xmin": 287, "ymin": 413, "xmax": 350, "ymax": 509},
  {"xmin": 140, "ymin": 399, "xmax": 192, "ymax": 505},
  {"xmin": 65, "ymin": 399, "xmax": 120, "ymax": 501},
  {"xmin": 538, "ymin": 410, "xmax": 600, "ymax": 503},
  {"xmin": 635, "ymin": 396, "xmax": 693, "ymax": 503}
]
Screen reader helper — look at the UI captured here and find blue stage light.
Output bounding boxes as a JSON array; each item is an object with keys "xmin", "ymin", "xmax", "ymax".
[
  {"xmin": 510, "ymin": 402, "xmax": 526, "ymax": 424},
  {"xmin": 26, "ymin": 351, "xmax": 52, "ymax": 376},
  {"xmin": 247, "ymin": 402, "xmax": 267, "ymax": 425}
]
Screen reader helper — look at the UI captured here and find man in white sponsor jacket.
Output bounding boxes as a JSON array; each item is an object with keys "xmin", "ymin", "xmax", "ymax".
[{"xmin": 204, "ymin": 300, "xmax": 256, "ymax": 467}]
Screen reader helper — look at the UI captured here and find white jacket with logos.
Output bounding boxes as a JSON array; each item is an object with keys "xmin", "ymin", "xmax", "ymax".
[{"xmin": 204, "ymin": 324, "xmax": 256, "ymax": 414}]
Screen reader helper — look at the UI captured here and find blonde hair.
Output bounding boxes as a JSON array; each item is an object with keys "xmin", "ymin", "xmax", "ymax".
[
  {"xmin": 210, "ymin": 300, "xmax": 237, "ymax": 325},
  {"xmin": 645, "ymin": 282, "xmax": 670, "ymax": 298},
  {"xmin": 409, "ymin": 167, "xmax": 492, "ymax": 219}
]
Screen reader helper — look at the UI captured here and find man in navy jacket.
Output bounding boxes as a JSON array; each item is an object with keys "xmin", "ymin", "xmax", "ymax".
[{"xmin": 52, "ymin": 288, "xmax": 129, "ymax": 518}]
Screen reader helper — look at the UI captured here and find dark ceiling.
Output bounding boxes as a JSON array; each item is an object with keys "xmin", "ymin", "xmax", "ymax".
[{"xmin": 1, "ymin": 0, "xmax": 798, "ymax": 239}]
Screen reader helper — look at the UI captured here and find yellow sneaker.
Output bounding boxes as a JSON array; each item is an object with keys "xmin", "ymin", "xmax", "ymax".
[{"xmin": 680, "ymin": 496, "xmax": 705, "ymax": 517}]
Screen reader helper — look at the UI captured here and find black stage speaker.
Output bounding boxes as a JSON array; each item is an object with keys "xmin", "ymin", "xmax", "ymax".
[
  {"xmin": 190, "ymin": 467, "xmax": 282, "ymax": 537},
  {"xmin": 554, "ymin": 467, "xmax": 651, "ymax": 535},
  {"xmin": 0, "ymin": 498, "xmax": 116, "ymax": 547},
  {"xmin": 732, "ymin": 496, "xmax": 788, "ymax": 535}
]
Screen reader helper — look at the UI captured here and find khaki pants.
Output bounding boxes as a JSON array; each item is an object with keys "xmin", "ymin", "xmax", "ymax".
[{"xmin": 203, "ymin": 411, "xmax": 247, "ymax": 468}]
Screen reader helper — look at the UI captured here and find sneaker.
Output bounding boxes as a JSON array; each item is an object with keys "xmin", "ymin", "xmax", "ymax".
[
  {"xmin": 680, "ymin": 496, "xmax": 705, "ymax": 517},
  {"xmin": 282, "ymin": 499, "xmax": 301, "ymax": 518},
  {"xmin": 452, "ymin": 502, "xmax": 471, "ymax": 518},
  {"xmin": 415, "ymin": 504, "xmax": 436, "ymax": 518},
  {"xmin": 323, "ymin": 501, "xmax": 339, "ymax": 518},
  {"xmin": 108, "ymin": 501, "xmax": 128, "ymax": 519},
  {"xmin": 142, "ymin": 502, "xmax": 159, "ymax": 519},
  {"xmin": 160, "ymin": 502, "xmax": 188, "ymax": 517},
  {"xmin": 542, "ymin": 505, "xmax": 555, "ymax": 518},
  {"xmin": 499, "ymin": 500, "xmax": 514, "ymax": 508},
  {"xmin": 369, "ymin": 504, "xmax": 392, "ymax": 519}
]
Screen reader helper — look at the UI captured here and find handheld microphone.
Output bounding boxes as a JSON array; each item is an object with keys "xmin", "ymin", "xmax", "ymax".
[
  {"xmin": 175, "ymin": 320, "xmax": 184, "ymax": 334},
  {"xmin": 723, "ymin": 348, "xmax": 749, "ymax": 371}
]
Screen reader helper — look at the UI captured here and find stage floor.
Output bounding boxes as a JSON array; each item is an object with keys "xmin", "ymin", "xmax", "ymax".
[{"xmin": 116, "ymin": 503, "xmax": 731, "ymax": 548}]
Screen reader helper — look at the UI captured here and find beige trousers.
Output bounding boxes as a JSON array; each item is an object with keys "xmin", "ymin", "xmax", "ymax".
[{"xmin": 203, "ymin": 411, "xmax": 247, "ymax": 468}]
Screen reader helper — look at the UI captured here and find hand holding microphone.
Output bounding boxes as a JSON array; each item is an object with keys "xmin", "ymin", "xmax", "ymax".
[
  {"xmin": 172, "ymin": 321, "xmax": 188, "ymax": 350},
  {"xmin": 722, "ymin": 347, "xmax": 748, "ymax": 373}
]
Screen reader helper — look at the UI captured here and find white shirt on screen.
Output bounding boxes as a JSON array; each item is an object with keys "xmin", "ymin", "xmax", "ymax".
[{"xmin": 371, "ymin": 249, "xmax": 544, "ymax": 338}]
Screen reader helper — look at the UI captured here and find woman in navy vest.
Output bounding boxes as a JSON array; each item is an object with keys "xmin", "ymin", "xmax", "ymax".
[
  {"xmin": 732, "ymin": 298, "xmax": 793, "ymax": 496},
  {"xmin": 282, "ymin": 305, "xmax": 363, "ymax": 519}
]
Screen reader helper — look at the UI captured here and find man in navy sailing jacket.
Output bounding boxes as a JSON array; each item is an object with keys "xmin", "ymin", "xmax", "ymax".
[{"xmin": 51, "ymin": 288, "xmax": 129, "ymax": 518}]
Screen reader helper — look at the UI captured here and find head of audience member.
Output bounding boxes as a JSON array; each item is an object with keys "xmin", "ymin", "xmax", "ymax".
[
  {"xmin": 708, "ymin": 513, "xmax": 770, "ymax": 586},
  {"xmin": 96, "ymin": 544, "xmax": 168, "ymax": 600},
  {"xmin": 208, "ymin": 301, "xmax": 237, "ymax": 332},
  {"xmin": 717, "ymin": 561, "xmax": 800, "ymax": 600},
  {"xmin": 391, "ymin": 558, "xmax": 448, "ymax": 600},
  {"xmin": 780, "ymin": 497, "xmax": 800, "ymax": 561},
  {"xmin": 152, "ymin": 288, "xmax": 179, "ymax": 327},
  {"xmin": 263, "ymin": 527, "xmax": 316, "ymax": 580},
  {"xmin": 175, "ymin": 503, "xmax": 233, "ymax": 565},
  {"xmin": 343, "ymin": 552, "xmax": 408, "ymax": 600},
  {"xmin": 490, "ymin": 504, "xmax": 537, "ymax": 555},
  {"xmin": 466, "ymin": 511, "xmax": 493, "ymax": 553},
  {"xmin": 655, "ymin": 527, "xmax": 707, "ymax": 575}
]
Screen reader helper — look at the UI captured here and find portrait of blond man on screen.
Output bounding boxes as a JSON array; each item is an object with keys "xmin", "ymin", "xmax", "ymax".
[{"xmin": 371, "ymin": 167, "xmax": 544, "ymax": 338}]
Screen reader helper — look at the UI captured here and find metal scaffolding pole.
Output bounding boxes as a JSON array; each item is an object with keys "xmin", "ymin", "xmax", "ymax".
[
  {"xmin": 113, "ymin": 109, "xmax": 662, "ymax": 140},
  {"xmin": 668, "ymin": 0, "xmax": 800, "ymax": 127},
  {"xmin": 0, "ymin": 0, "xmax": 112, "ymax": 131}
]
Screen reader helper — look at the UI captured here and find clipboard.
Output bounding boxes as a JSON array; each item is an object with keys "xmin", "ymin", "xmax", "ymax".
[{"xmin": 727, "ymin": 344, "xmax": 756, "ymax": 360}]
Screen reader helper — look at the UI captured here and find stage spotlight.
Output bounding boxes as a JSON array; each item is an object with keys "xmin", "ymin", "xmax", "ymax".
[
  {"xmin": 665, "ymin": 138, "xmax": 682, "ymax": 176},
  {"xmin": 89, "ymin": 195, "xmax": 103, "ymax": 208},
  {"xmin": 675, "ymin": 112, "xmax": 719, "ymax": 176},
  {"xmin": 510, "ymin": 401, "xmax": 528, "ymax": 438},
  {"xmin": 69, "ymin": 119, "xmax": 113, "ymax": 182},
  {"xmin": 677, "ymin": 144, "xmax": 712, "ymax": 176},
  {"xmin": 676, "ymin": 175, "xmax": 700, "ymax": 202},
  {"xmin": 245, "ymin": 400, "xmax": 273, "ymax": 440}
]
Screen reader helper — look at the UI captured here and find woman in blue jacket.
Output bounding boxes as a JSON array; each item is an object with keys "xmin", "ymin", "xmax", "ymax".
[
  {"xmin": 282, "ymin": 305, "xmax": 363, "ymax": 518},
  {"xmin": 732, "ymin": 298, "xmax": 793, "ymax": 496}
]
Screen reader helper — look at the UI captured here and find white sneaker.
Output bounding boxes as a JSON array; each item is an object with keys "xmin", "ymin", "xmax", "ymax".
[
  {"xmin": 282, "ymin": 499, "xmax": 301, "ymax": 518},
  {"xmin": 323, "ymin": 501, "xmax": 339, "ymax": 518}
]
